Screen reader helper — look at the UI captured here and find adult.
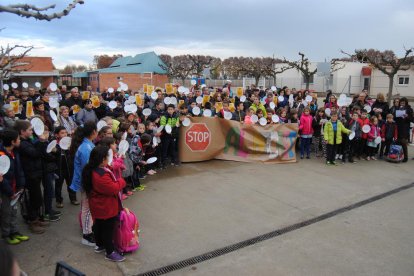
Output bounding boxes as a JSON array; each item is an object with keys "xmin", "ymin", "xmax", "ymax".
[
  {"xmin": 58, "ymin": 106, "xmax": 77, "ymax": 136},
  {"xmin": 2, "ymin": 105, "xmax": 18, "ymax": 128},
  {"xmin": 393, "ymin": 97, "xmax": 413, "ymax": 162},
  {"xmin": 350, "ymin": 91, "xmax": 368, "ymax": 111},
  {"xmin": 33, "ymin": 100, "xmax": 53, "ymax": 130},
  {"xmin": 75, "ymin": 100, "xmax": 98, "ymax": 126},
  {"xmin": 324, "ymin": 94, "xmax": 338, "ymax": 109},
  {"xmin": 70, "ymin": 121, "xmax": 98, "ymax": 246},
  {"xmin": 63, "ymin": 87, "xmax": 83, "ymax": 111},
  {"xmin": 371, "ymin": 93, "xmax": 389, "ymax": 119}
]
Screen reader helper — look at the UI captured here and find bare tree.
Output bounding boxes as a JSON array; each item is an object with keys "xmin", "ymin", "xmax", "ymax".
[
  {"xmin": 188, "ymin": 55, "xmax": 214, "ymax": 77},
  {"xmin": 159, "ymin": 55, "xmax": 195, "ymax": 84},
  {"xmin": 330, "ymin": 58, "xmax": 346, "ymax": 73},
  {"xmin": 0, "ymin": 0, "xmax": 84, "ymax": 21},
  {"xmin": 0, "ymin": 44, "xmax": 35, "ymax": 91},
  {"xmin": 263, "ymin": 56, "xmax": 292, "ymax": 85},
  {"xmin": 93, "ymin": 54, "xmax": 123, "ymax": 69},
  {"xmin": 222, "ymin": 57, "xmax": 243, "ymax": 79},
  {"xmin": 209, "ymin": 57, "xmax": 222, "ymax": 79},
  {"xmin": 283, "ymin": 52, "xmax": 317, "ymax": 90},
  {"xmin": 60, "ymin": 64, "xmax": 87, "ymax": 74},
  {"xmin": 342, "ymin": 48, "xmax": 414, "ymax": 104}
]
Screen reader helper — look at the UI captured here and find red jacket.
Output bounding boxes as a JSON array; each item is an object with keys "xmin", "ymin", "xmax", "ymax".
[
  {"xmin": 299, "ymin": 114, "xmax": 313, "ymax": 135},
  {"xmin": 367, "ymin": 124, "xmax": 381, "ymax": 142},
  {"xmin": 89, "ymin": 167, "xmax": 125, "ymax": 219},
  {"xmin": 381, "ymin": 122, "xmax": 398, "ymax": 140},
  {"xmin": 359, "ymin": 118, "xmax": 370, "ymax": 139}
]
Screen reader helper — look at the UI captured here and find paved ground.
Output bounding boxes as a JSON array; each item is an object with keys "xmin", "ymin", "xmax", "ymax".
[{"xmin": 11, "ymin": 147, "xmax": 414, "ymax": 276}]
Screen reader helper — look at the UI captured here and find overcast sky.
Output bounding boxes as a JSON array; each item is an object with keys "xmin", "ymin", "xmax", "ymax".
[{"xmin": 1, "ymin": 0, "xmax": 414, "ymax": 68}]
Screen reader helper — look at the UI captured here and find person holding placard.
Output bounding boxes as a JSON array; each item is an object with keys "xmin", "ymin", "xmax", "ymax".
[
  {"xmin": 63, "ymin": 88, "xmax": 84, "ymax": 113},
  {"xmin": 299, "ymin": 107, "xmax": 314, "ymax": 159},
  {"xmin": 33, "ymin": 100, "xmax": 53, "ymax": 130},
  {"xmin": 14, "ymin": 120, "xmax": 49, "ymax": 234},
  {"xmin": 0, "ymin": 129, "xmax": 29, "ymax": 245},
  {"xmin": 58, "ymin": 106, "xmax": 77, "ymax": 136},
  {"xmin": 346, "ymin": 112, "xmax": 363, "ymax": 163},
  {"xmin": 324, "ymin": 112, "xmax": 351, "ymax": 165},
  {"xmin": 393, "ymin": 97, "xmax": 413, "ymax": 162},
  {"xmin": 380, "ymin": 114, "xmax": 398, "ymax": 159},
  {"xmin": 160, "ymin": 105, "xmax": 180, "ymax": 167},
  {"xmin": 75, "ymin": 100, "xmax": 98, "ymax": 126}
]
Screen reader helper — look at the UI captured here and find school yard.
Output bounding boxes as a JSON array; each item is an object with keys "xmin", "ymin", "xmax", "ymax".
[{"xmin": 12, "ymin": 147, "xmax": 414, "ymax": 276}]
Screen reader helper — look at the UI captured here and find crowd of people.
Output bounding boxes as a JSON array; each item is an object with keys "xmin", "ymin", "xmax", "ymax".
[{"xmin": 0, "ymin": 82, "xmax": 412, "ymax": 262}]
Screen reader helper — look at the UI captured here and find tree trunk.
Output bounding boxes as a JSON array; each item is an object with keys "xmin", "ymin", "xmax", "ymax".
[
  {"xmin": 255, "ymin": 76, "xmax": 260, "ymax": 86},
  {"xmin": 387, "ymin": 75, "xmax": 394, "ymax": 105},
  {"xmin": 273, "ymin": 75, "xmax": 277, "ymax": 86}
]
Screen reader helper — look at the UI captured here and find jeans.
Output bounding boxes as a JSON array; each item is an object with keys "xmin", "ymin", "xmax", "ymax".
[
  {"xmin": 1, "ymin": 194, "xmax": 18, "ymax": 237},
  {"xmin": 300, "ymin": 137, "xmax": 312, "ymax": 157},
  {"xmin": 55, "ymin": 169, "xmax": 76, "ymax": 203},
  {"xmin": 326, "ymin": 143, "xmax": 338, "ymax": 162},
  {"xmin": 94, "ymin": 216, "xmax": 118, "ymax": 255},
  {"xmin": 43, "ymin": 173, "xmax": 56, "ymax": 215},
  {"xmin": 26, "ymin": 177, "xmax": 42, "ymax": 221}
]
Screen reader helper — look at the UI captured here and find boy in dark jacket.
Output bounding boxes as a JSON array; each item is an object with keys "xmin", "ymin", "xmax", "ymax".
[
  {"xmin": 380, "ymin": 114, "xmax": 398, "ymax": 159},
  {"xmin": 347, "ymin": 112, "xmax": 362, "ymax": 163},
  {"xmin": 0, "ymin": 129, "xmax": 29, "ymax": 245},
  {"xmin": 14, "ymin": 120, "xmax": 49, "ymax": 234}
]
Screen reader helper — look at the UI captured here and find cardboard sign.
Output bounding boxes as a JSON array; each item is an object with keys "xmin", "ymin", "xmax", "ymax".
[
  {"xmin": 236, "ymin": 87, "xmax": 244, "ymax": 98},
  {"xmin": 91, "ymin": 96, "xmax": 100, "ymax": 108},
  {"xmin": 26, "ymin": 100, "xmax": 34, "ymax": 118},
  {"xmin": 135, "ymin": 94, "xmax": 143, "ymax": 106},
  {"xmin": 215, "ymin": 102, "xmax": 223, "ymax": 113},
  {"xmin": 82, "ymin": 91, "xmax": 90, "ymax": 100},
  {"xmin": 143, "ymin": 84, "xmax": 148, "ymax": 93},
  {"xmin": 72, "ymin": 105, "xmax": 81, "ymax": 114},
  {"xmin": 179, "ymin": 99, "xmax": 185, "ymax": 107},
  {"xmin": 179, "ymin": 117, "xmax": 298, "ymax": 163},
  {"xmin": 229, "ymin": 103, "xmax": 235, "ymax": 112},
  {"xmin": 202, "ymin": 95, "xmax": 210, "ymax": 107},
  {"xmin": 165, "ymin": 83, "xmax": 173, "ymax": 94},
  {"xmin": 10, "ymin": 100, "xmax": 20, "ymax": 114},
  {"xmin": 147, "ymin": 85, "xmax": 154, "ymax": 95}
]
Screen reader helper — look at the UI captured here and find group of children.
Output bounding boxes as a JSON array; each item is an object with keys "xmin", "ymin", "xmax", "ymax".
[{"xmin": 0, "ymin": 83, "xmax": 412, "ymax": 262}]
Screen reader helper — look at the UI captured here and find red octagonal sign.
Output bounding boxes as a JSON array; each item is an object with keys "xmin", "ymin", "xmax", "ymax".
[{"xmin": 185, "ymin": 123, "xmax": 211, "ymax": 152}]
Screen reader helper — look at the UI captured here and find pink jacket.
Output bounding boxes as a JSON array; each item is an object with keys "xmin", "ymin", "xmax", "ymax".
[
  {"xmin": 111, "ymin": 155, "xmax": 126, "ymax": 181},
  {"xmin": 367, "ymin": 124, "xmax": 380, "ymax": 142},
  {"xmin": 299, "ymin": 114, "xmax": 313, "ymax": 135},
  {"xmin": 244, "ymin": 115, "xmax": 253, "ymax": 125}
]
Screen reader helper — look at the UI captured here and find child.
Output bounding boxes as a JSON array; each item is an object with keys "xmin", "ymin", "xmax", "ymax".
[
  {"xmin": 82, "ymin": 145, "xmax": 126, "ymax": 262},
  {"xmin": 288, "ymin": 109, "xmax": 298, "ymax": 124},
  {"xmin": 299, "ymin": 107, "xmax": 313, "ymax": 159},
  {"xmin": 129, "ymin": 132, "xmax": 151, "ymax": 190},
  {"xmin": 366, "ymin": 116, "xmax": 381, "ymax": 160},
  {"xmin": 324, "ymin": 111, "xmax": 351, "ymax": 165},
  {"xmin": 359, "ymin": 109, "xmax": 370, "ymax": 158},
  {"xmin": 347, "ymin": 112, "xmax": 362, "ymax": 163},
  {"xmin": 160, "ymin": 104, "xmax": 179, "ymax": 167},
  {"xmin": 244, "ymin": 107, "xmax": 255, "ymax": 125},
  {"xmin": 54, "ymin": 126, "xmax": 78, "ymax": 207},
  {"xmin": 337, "ymin": 107, "xmax": 350, "ymax": 161},
  {"xmin": 278, "ymin": 108, "xmax": 287, "ymax": 124},
  {"xmin": 380, "ymin": 114, "xmax": 398, "ymax": 159},
  {"xmin": 0, "ymin": 129, "xmax": 29, "ymax": 245},
  {"xmin": 232, "ymin": 102, "xmax": 246, "ymax": 123},
  {"xmin": 312, "ymin": 108, "xmax": 326, "ymax": 157}
]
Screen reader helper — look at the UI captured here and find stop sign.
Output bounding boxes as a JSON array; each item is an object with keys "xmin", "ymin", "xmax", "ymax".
[{"xmin": 185, "ymin": 123, "xmax": 211, "ymax": 151}]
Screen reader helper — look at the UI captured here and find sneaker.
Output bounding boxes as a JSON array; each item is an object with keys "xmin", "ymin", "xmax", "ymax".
[
  {"xmin": 28, "ymin": 222, "xmax": 46, "ymax": 234},
  {"xmin": 94, "ymin": 246, "xmax": 105, "ymax": 253},
  {"xmin": 105, "ymin": 251, "xmax": 125, "ymax": 262},
  {"xmin": 51, "ymin": 210, "xmax": 62, "ymax": 216},
  {"xmin": 335, "ymin": 154, "xmax": 339, "ymax": 160},
  {"xmin": 35, "ymin": 219, "xmax": 50, "ymax": 227},
  {"xmin": 326, "ymin": 161, "xmax": 332, "ymax": 165},
  {"xmin": 134, "ymin": 186, "xmax": 145, "ymax": 191},
  {"xmin": 339, "ymin": 154, "xmax": 343, "ymax": 160},
  {"xmin": 366, "ymin": 157, "xmax": 371, "ymax": 161},
  {"xmin": 121, "ymin": 194, "xmax": 128, "ymax": 200},
  {"xmin": 332, "ymin": 161, "xmax": 338, "ymax": 166},
  {"xmin": 349, "ymin": 159, "xmax": 357, "ymax": 164},
  {"xmin": 139, "ymin": 175, "xmax": 146, "ymax": 180},
  {"xmin": 4, "ymin": 236, "xmax": 20, "ymax": 245},
  {"xmin": 371, "ymin": 156, "xmax": 377, "ymax": 160},
  {"xmin": 43, "ymin": 214, "xmax": 60, "ymax": 222},
  {"xmin": 82, "ymin": 234, "xmax": 96, "ymax": 247},
  {"xmin": 126, "ymin": 191, "xmax": 134, "ymax": 196},
  {"xmin": 147, "ymin": 170, "xmax": 156, "ymax": 175},
  {"xmin": 300, "ymin": 155, "xmax": 304, "ymax": 159},
  {"xmin": 56, "ymin": 202, "xmax": 64, "ymax": 208},
  {"xmin": 71, "ymin": 200, "xmax": 80, "ymax": 205},
  {"xmin": 306, "ymin": 156, "xmax": 310, "ymax": 159},
  {"xmin": 10, "ymin": 232, "xmax": 29, "ymax": 242}
]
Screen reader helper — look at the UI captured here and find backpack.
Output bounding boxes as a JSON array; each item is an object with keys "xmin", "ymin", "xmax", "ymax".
[
  {"xmin": 113, "ymin": 208, "xmax": 140, "ymax": 254},
  {"xmin": 387, "ymin": 143, "xmax": 404, "ymax": 163}
]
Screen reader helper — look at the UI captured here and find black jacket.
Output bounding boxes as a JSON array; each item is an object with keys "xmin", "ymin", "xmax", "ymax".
[
  {"xmin": 17, "ymin": 137, "xmax": 43, "ymax": 179},
  {"xmin": 37, "ymin": 140, "xmax": 58, "ymax": 174},
  {"xmin": 0, "ymin": 146, "xmax": 25, "ymax": 197},
  {"xmin": 394, "ymin": 106, "xmax": 413, "ymax": 139},
  {"xmin": 63, "ymin": 96, "xmax": 83, "ymax": 109}
]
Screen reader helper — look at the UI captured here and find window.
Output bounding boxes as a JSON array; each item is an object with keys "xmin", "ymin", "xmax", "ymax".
[{"xmin": 398, "ymin": 76, "xmax": 409, "ymax": 85}]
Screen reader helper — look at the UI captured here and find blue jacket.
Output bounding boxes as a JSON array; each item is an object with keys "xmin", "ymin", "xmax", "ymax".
[
  {"xmin": 0, "ymin": 146, "xmax": 25, "ymax": 197},
  {"xmin": 70, "ymin": 138, "xmax": 95, "ymax": 192}
]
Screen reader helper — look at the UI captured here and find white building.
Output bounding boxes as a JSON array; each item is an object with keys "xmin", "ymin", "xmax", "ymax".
[{"xmin": 274, "ymin": 61, "xmax": 414, "ymax": 98}]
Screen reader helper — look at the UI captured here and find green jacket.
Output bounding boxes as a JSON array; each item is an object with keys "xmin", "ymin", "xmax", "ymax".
[
  {"xmin": 160, "ymin": 115, "xmax": 179, "ymax": 127},
  {"xmin": 324, "ymin": 120, "xmax": 350, "ymax": 145},
  {"xmin": 250, "ymin": 103, "xmax": 267, "ymax": 117}
]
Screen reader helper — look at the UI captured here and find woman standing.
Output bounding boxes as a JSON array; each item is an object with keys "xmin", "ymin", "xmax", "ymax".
[
  {"xmin": 393, "ymin": 97, "xmax": 413, "ymax": 162},
  {"xmin": 82, "ymin": 145, "xmax": 126, "ymax": 262},
  {"xmin": 58, "ymin": 106, "xmax": 77, "ymax": 136}
]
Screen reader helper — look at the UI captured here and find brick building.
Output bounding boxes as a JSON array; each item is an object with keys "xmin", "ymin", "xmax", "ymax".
[
  {"xmin": 5, "ymin": 56, "xmax": 59, "ymax": 89},
  {"xmin": 74, "ymin": 52, "xmax": 168, "ymax": 92}
]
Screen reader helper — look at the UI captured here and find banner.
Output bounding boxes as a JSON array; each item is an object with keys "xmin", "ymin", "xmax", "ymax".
[{"xmin": 179, "ymin": 117, "xmax": 298, "ymax": 163}]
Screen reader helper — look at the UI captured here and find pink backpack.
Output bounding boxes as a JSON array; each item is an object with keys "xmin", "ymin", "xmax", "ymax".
[{"xmin": 113, "ymin": 208, "xmax": 140, "ymax": 253}]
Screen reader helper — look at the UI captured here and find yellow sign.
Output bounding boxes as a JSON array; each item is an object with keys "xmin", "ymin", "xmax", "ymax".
[
  {"xmin": 179, "ymin": 100, "xmax": 185, "ymax": 107},
  {"xmin": 202, "ymin": 95, "xmax": 210, "ymax": 107},
  {"xmin": 147, "ymin": 85, "xmax": 154, "ymax": 95},
  {"xmin": 173, "ymin": 86, "xmax": 178, "ymax": 95},
  {"xmin": 91, "ymin": 96, "xmax": 100, "ymax": 108},
  {"xmin": 229, "ymin": 103, "xmax": 235, "ymax": 112},
  {"xmin": 215, "ymin": 102, "xmax": 223, "ymax": 113},
  {"xmin": 73, "ymin": 105, "xmax": 81, "ymax": 114},
  {"xmin": 26, "ymin": 100, "xmax": 34, "ymax": 117},
  {"xmin": 165, "ymin": 83, "xmax": 173, "ymax": 94},
  {"xmin": 143, "ymin": 84, "xmax": 148, "ymax": 93},
  {"xmin": 82, "ymin": 91, "xmax": 90, "ymax": 100},
  {"xmin": 236, "ymin": 87, "xmax": 244, "ymax": 97},
  {"xmin": 135, "ymin": 94, "xmax": 143, "ymax": 106},
  {"xmin": 10, "ymin": 100, "xmax": 20, "ymax": 114}
]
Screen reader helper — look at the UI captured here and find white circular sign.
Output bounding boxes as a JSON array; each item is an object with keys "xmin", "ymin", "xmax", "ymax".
[
  {"xmin": 147, "ymin": 157, "xmax": 157, "ymax": 164},
  {"xmin": 165, "ymin": 124, "xmax": 172, "ymax": 134},
  {"xmin": 251, "ymin": 114, "xmax": 258, "ymax": 123},
  {"xmin": 170, "ymin": 97, "xmax": 177, "ymax": 105},
  {"xmin": 182, "ymin": 117, "xmax": 191, "ymax": 126},
  {"xmin": 49, "ymin": 83, "xmax": 58, "ymax": 92},
  {"xmin": 224, "ymin": 111, "xmax": 232, "ymax": 120},
  {"xmin": 107, "ymin": 87, "xmax": 114, "ymax": 93},
  {"xmin": 11, "ymin": 82, "xmax": 18, "ymax": 89},
  {"xmin": 302, "ymin": 100, "xmax": 308, "ymax": 107},
  {"xmin": 259, "ymin": 117, "xmax": 267, "ymax": 126},
  {"xmin": 59, "ymin": 137, "xmax": 72, "ymax": 150},
  {"xmin": 339, "ymin": 93, "xmax": 346, "ymax": 100},
  {"xmin": 35, "ymin": 82, "xmax": 41, "ymax": 88},
  {"xmin": 3, "ymin": 84, "xmax": 9, "ymax": 90},
  {"xmin": 108, "ymin": 101, "xmax": 117, "ymax": 109},
  {"xmin": 190, "ymin": 80, "xmax": 196, "ymax": 85},
  {"xmin": 183, "ymin": 88, "xmax": 190, "ymax": 95},
  {"xmin": 142, "ymin": 108, "xmax": 152, "ymax": 116},
  {"xmin": 49, "ymin": 97, "xmax": 59, "ymax": 109},
  {"xmin": 0, "ymin": 155, "xmax": 10, "ymax": 175},
  {"xmin": 364, "ymin": 105, "xmax": 372, "ymax": 113},
  {"xmin": 305, "ymin": 95, "xmax": 313, "ymax": 102},
  {"xmin": 192, "ymin": 106, "xmax": 201, "ymax": 116},
  {"xmin": 196, "ymin": 96, "xmax": 203, "ymax": 104},
  {"xmin": 49, "ymin": 110, "xmax": 58, "ymax": 122},
  {"xmin": 152, "ymin": 136, "xmax": 158, "ymax": 146},
  {"xmin": 362, "ymin": 124, "xmax": 371, "ymax": 133},
  {"xmin": 325, "ymin": 108, "xmax": 331, "ymax": 117},
  {"xmin": 269, "ymin": 102, "xmax": 276, "ymax": 109},
  {"xmin": 271, "ymin": 86, "xmax": 277, "ymax": 92},
  {"xmin": 118, "ymin": 140, "xmax": 129, "ymax": 155},
  {"xmin": 156, "ymin": 125, "xmax": 164, "ymax": 133},
  {"xmin": 349, "ymin": 131, "xmax": 355, "ymax": 140},
  {"xmin": 122, "ymin": 132, "xmax": 127, "ymax": 140},
  {"xmin": 151, "ymin": 91, "xmax": 158, "ymax": 100},
  {"xmin": 375, "ymin": 136, "xmax": 382, "ymax": 145},
  {"xmin": 178, "ymin": 86, "xmax": 186, "ymax": 93},
  {"xmin": 240, "ymin": 95, "xmax": 246, "ymax": 102},
  {"xmin": 164, "ymin": 97, "xmax": 171, "ymax": 105},
  {"xmin": 22, "ymin": 82, "xmax": 29, "ymax": 89},
  {"xmin": 46, "ymin": 140, "xmax": 57, "ymax": 153},
  {"xmin": 272, "ymin": 114, "xmax": 280, "ymax": 123},
  {"xmin": 30, "ymin": 117, "xmax": 45, "ymax": 136},
  {"xmin": 203, "ymin": 109, "xmax": 212, "ymax": 117},
  {"xmin": 108, "ymin": 149, "xmax": 113, "ymax": 165},
  {"xmin": 278, "ymin": 96, "xmax": 284, "ymax": 102},
  {"xmin": 97, "ymin": 120, "xmax": 107, "ymax": 131}
]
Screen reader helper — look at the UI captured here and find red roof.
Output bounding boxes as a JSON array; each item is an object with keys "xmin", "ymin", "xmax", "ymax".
[{"xmin": 13, "ymin": 56, "xmax": 56, "ymax": 72}]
